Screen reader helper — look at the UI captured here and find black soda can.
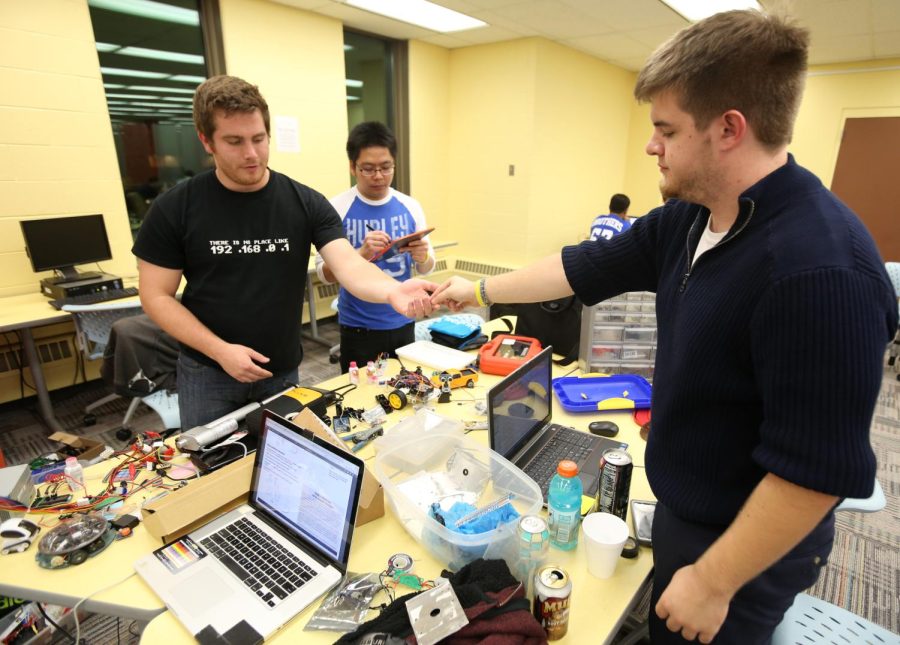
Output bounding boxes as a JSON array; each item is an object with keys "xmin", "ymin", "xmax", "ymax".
[{"xmin": 596, "ymin": 449, "xmax": 633, "ymax": 521}]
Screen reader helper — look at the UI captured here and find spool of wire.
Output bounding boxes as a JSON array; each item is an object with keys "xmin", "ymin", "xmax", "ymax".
[{"xmin": 387, "ymin": 553, "xmax": 414, "ymax": 576}]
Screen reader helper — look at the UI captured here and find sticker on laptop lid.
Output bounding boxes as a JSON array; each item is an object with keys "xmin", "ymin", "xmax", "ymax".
[{"xmin": 153, "ymin": 535, "xmax": 207, "ymax": 574}]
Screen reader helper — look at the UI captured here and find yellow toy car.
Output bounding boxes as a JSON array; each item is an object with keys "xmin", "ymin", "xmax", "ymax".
[{"xmin": 430, "ymin": 368, "xmax": 478, "ymax": 389}]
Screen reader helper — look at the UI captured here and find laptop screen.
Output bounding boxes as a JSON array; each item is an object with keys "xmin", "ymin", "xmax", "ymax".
[
  {"xmin": 488, "ymin": 346, "xmax": 553, "ymax": 460},
  {"xmin": 251, "ymin": 414, "xmax": 362, "ymax": 564}
]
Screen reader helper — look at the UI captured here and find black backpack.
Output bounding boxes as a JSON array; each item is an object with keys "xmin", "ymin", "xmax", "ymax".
[{"xmin": 490, "ymin": 296, "xmax": 582, "ymax": 365}]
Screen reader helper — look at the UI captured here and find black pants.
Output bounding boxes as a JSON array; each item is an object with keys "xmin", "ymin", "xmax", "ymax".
[
  {"xmin": 339, "ymin": 322, "xmax": 415, "ymax": 373},
  {"xmin": 649, "ymin": 502, "xmax": 834, "ymax": 644}
]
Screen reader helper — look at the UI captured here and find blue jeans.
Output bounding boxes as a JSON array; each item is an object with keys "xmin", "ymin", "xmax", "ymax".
[
  {"xmin": 176, "ymin": 353, "xmax": 299, "ymax": 429},
  {"xmin": 649, "ymin": 502, "xmax": 834, "ymax": 644}
]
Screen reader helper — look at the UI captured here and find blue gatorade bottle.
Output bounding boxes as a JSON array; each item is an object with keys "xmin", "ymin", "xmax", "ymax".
[{"xmin": 548, "ymin": 459, "xmax": 582, "ymax": 550}]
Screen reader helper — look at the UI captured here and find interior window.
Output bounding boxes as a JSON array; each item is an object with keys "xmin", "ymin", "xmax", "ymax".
[{"xmin": 88, "ymin": 0, "xmax": 212, "ymax": 239}]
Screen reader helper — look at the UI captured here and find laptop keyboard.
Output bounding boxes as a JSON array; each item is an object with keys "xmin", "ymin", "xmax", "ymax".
[
  {"xmin": 526, "ymin": 425, "xmax": 599, "ymax": 498},
  {"xmin": 200, "ymin": 517, "xmax": 317, "ymax": 608}
]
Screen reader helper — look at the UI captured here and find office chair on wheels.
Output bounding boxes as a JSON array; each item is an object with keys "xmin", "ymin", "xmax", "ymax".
[{"xmin": 63, "ymin": 301, "xmax": 179, "ymax": 440}]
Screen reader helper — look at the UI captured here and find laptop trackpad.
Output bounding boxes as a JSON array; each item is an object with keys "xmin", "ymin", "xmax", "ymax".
[{"xmin": 172, "ymin": 568, "xmax": 234, "ymax": 614}]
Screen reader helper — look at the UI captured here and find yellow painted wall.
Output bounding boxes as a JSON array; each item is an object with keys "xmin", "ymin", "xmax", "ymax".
[
  {"xmin": 219, "ymin": 0, "xmax": 348, "ymax": 199},
  {"xmin": 0, "ymin": 0, "xmax": 135, "ymax": 298},
  {"xmin": 431, "ymin": 37, "xmax": 638, "ymax": 266},
  {"xmin": 408, "ymin": 41, "xmax": 450, "ymax": 240},
  {"xmin": 530, "ymin": 39, "xmax": 635, "ymax": 252},
  {"xmin": 442, "ymin": 39, "xmax": 536, "ymax": 266}
]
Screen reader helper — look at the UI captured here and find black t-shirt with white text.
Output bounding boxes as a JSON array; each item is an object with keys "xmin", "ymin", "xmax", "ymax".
[{"xmin": 132, "ymin": 169, "xmax": 345, "ymax": 373}]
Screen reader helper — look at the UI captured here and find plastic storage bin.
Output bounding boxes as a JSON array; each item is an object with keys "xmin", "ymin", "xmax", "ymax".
[{"xmin": 371, "ymin": 429, "xmax": 542, "ymax": 570}]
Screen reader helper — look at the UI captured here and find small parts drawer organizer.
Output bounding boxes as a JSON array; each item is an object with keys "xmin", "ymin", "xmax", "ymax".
[{"xmin": 578, "ymin": 292, "xmax": 657, "ymax": 381}]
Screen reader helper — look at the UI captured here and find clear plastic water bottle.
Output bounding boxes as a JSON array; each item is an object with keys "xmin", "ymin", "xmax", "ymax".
[
  {"xmin": 348, "ymin": 361, "xmax": 359, "ymax": 384},
  {"xmin": 64, "ymin": 456, "xmax": 85, "ymax": 490},
  {"xmin": 548, "ymin": 459, "xmax": 582, "ymax": 550}
]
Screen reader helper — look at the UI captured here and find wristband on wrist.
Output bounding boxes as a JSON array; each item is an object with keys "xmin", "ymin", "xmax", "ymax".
[{"xmin": 475, "ymin": 278, "xmax": 492, "ymax": 307}]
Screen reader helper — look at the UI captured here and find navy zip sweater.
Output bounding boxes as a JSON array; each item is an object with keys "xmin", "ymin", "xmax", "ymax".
[{"xmin": 562, "ymin": 155, "xmax": 897, "ymax": 526}]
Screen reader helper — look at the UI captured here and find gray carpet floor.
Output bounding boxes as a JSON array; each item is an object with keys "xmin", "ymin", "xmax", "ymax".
[{"xmin": 1, "ymin": 320, "xmax": 897, "ymax": 641}]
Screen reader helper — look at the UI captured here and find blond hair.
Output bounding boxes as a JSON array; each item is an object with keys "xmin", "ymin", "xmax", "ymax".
[
  {"xmin": 192, "ymin": 75, "xmax": 270, "ymax": 140},
  {"xmin": 634, "ymin": 10, "xmax": 809, "ymax": 148}
]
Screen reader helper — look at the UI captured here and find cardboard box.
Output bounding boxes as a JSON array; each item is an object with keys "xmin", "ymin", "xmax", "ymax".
[
  {"xmin": 29, "ymin": 433, "xmax": 107, "ymax": 484},
  {"xmin": 142, "ymin": 407, "xmax": 384, "ymax": 543}
]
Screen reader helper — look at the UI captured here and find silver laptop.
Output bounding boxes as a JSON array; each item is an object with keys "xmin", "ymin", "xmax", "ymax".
[
  {"xmin": 488, "ymin": 346, "xmax": 627, "ymax": 501},
  {"xmin": 135, "ymin": 410, "xmax": 364, "ymax": 642}
]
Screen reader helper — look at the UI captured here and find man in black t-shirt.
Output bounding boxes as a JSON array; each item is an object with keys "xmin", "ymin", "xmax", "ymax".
[{"xmin": 133, "ymin": 76, "xmax": 436, "ymax": 429}]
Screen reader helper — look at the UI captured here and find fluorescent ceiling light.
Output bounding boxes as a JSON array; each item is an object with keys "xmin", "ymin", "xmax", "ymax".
[
  {"xmin": 96, "ymin": 42, "xmax": 120, "ymax": 52},
  {"xmin": 129, "ymin": 85, "xmax": 196, "ymax": 94},
  {"xmin": 88, "ymin": 0, "xmax": 199, "ymax": 26},
  {"xmin": 659, "ymin": 0, "xmax": 762, "ymax": 22},
  {"xmin": 345, "ymin": 79, "xmax": 364, "ymax": 88},
  {"xmin": 101, "ymin": 66, "xmax": 168, "ymax": 79},
  {"xmin": 344, "ymin": 44, "xmax": 354, "ymax": 51},
  {"xmin": 346, "ymin": 0, "xmax": 486, "ymax": 33},
  {"xmin": 103, "ymin": 83, "xmax": 126, "ymax": 89},
  {"xmin": 347, "ymin": 96, "xmax": 361, "ymax": 101},
  {"xmin": 169, "ymin": 75, "xmax": 206, "ymax": 83},
  {"xmin": 161, "ymin": 96, "xmax": 194, "ymax": 102},
  {"xmin": 116, "ymin": 46, "xmax": 205, "ymax": 65}
]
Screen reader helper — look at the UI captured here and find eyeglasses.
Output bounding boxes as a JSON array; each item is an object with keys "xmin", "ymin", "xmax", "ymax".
[{"xmin": 356, "ymin": 164, "xmax": 395, "ymax": 177}]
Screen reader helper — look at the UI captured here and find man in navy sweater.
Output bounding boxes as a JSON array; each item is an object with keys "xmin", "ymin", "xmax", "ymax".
[{"xmin": 433, "ymin": 10, "xmax": 897, "ymax": 644}]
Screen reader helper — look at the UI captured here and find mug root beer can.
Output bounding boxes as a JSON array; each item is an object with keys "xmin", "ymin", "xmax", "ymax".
[{"xmin": 533, "ymin": 565, "xmax": 571, "ymax": 640}]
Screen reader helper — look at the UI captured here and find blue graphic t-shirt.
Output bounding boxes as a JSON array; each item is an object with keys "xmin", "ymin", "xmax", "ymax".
[
  {"xmin": 589, "ymin": 213, "xmax": 632, "ymax": 241},
  {"xmin": 317, "ymin": 187, "xmax": 431, "ymax": 330}
]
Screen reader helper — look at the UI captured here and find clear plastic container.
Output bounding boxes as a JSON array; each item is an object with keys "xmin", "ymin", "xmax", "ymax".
[
  {"xmin": 64, "ymin": 457, "xmax": 84, "ymax": 489},
  {"xmin": 348, "ymin": 361, "xmax": 359, "ymax": 384},
  {"xmin": 371, "ymin": 429, "xmax": 542, "ymax": 570},
  {"xmin": 548, "ymin": 460, "xmax": 582, "ymax": 550}
]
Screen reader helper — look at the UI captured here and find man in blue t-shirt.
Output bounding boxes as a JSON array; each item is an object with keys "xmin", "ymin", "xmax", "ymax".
[
  {"xmin": 589, "ymin": 193, "xmax": 631, "ymax": 241},
  {"xmin": 316, "ymin": 122, "xmax": 435, "ymax": 372}
]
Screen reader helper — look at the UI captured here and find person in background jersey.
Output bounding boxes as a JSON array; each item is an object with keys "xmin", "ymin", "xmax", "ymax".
[
  {"xmin": 316, "ymin": 122, "xmax": 435, "ymax": 373},
  {"xmin": 589, "ymin": 193, "xmax": 631, "ymax": 240}
]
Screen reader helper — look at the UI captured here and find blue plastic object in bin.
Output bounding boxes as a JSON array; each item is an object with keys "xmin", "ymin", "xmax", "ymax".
[{"xmin": 552, "ymin": 374, "xmax": 652, "ymax": 412}]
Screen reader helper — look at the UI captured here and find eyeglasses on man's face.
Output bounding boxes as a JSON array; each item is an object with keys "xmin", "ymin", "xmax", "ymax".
[{"xmin": 356, "ymin": 164, "xmax": 395, "ymax": 177}]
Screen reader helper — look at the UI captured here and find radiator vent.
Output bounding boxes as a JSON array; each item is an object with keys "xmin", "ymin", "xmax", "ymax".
[
  {"xmin": 414, "ymin": 258, "xmax": 449, "ymax": 276},
  {"xmin": 315, "ymin": 283, "xmax": 340, "ymax": 300},
  {"xmin": 454, "ymin": 260, "xmax": 515, "ymax": 276},
  {"xmin": 0, "ymin": 339, "xmax": 73, "ymax": 373}
]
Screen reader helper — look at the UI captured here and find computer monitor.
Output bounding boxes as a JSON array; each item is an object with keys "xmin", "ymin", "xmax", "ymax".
[{"xmin": 20, "ymin": 214, "xmax": 113, "ymax": 281}]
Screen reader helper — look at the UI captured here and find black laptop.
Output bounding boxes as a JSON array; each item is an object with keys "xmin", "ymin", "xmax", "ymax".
[{"xmin": 487, "ymin": 346, "xmax": 627, "ymax": 500}]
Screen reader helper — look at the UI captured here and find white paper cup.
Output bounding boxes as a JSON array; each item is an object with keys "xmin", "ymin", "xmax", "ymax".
[{"xmin": 581, "ymin": 512, "xmax": 629, "ymax": 579}]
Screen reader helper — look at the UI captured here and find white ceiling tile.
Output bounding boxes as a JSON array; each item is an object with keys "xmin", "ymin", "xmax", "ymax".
[
  {"xmin": 451, "ymin": 24, "xmax": 525, "ymax": 44},
  {"xmin": 565, "ymin": 33, "xmax": 650, "ymax": 60},
  {"xmin": 290, "ymin": 1, "xmax": 900, "ymax": 70},
  {"xmin": 794, "ymin": 0, "xmax": 872, "ymax": 37},
  {"xmin": 872, "ymin": 0, "xmax": 900, "ymax": 32},
  {"xmin": 488, "ymin": 1, "xmax": 614, "ymax": 39},
  {"xmin": 417, "ymin": 33, "xmax": 472, "ymax": 48},
  {"xmin": 608, "ymin": 55, "xmax": 652, "ymax": 72},
  {"xmin": 466, "ymin": 7, "xmax": 541, "ymax": 36},
  {"xmin": 625, "ymin": 24, "xmax": 683, "ymax": 48},
  {"xmin": 873, "ymin": 30, "xmax": 900, "ymax": 57},
  {"xmin": 809, "ymin": 34, "xmax": 875, "ymax": 64},
  {"xmin": 561, "ymin": 0, "xmax": 686, "ymax": 31}
]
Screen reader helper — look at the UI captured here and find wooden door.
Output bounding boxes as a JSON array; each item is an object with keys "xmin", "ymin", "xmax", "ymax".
[{"xmin": 830, "ymin": 116, "xmax": 900, "ymax": 261}]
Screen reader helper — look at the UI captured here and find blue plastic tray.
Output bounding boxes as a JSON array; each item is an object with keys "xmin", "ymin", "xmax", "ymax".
[{"xmin": 552, "ymin": 374, "xmax": 652, "ymax": 412}]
